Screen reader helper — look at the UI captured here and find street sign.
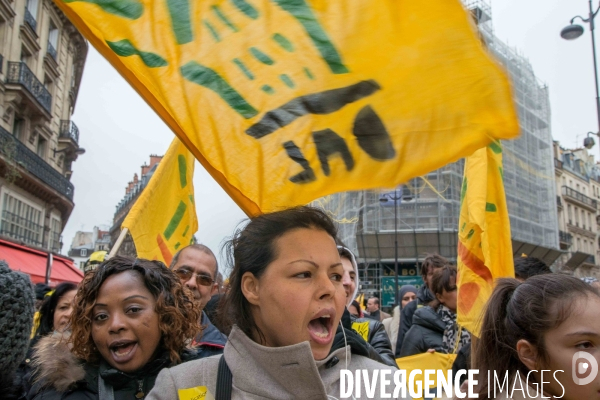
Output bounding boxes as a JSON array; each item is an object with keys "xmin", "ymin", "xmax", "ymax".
[{"xmin": 380, "ymin": 276, "xmax": 424, "ymax": 307}]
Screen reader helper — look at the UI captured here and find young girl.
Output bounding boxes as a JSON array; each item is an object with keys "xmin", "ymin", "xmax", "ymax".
[
  {"xmin": 475, "ymin": 273, "xmax": 600, "ymax": 400},
  {"xmin": 148, "ymin": 206, "xmax": 404, "ymax": 399},
  {"xmin": 28, "ymin": 257, "xmax": 201, "ymax": 399}
]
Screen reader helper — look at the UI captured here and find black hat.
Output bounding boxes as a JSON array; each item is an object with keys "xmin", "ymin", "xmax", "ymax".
[
  {"xmin": 34, "ymin": 283, "xmax": 52, "ymax": 300},
  {"xmin": 0, "ymin": 260, "xmax": 35, "ymax": 373}
]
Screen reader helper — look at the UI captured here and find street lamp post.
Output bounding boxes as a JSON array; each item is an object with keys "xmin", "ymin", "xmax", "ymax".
[
  {"xmin": 379, "ymin": 189, "xmax": 401, "ymax": 307},
  {"xmin": 562, "ymin": 0, "xmax": 600, "ymax": 143}
]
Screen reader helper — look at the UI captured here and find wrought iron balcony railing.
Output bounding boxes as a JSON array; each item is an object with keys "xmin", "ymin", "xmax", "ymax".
[
  {"xmin": 49, "ymin": 231, "xmax": 61, "ymax": 253},
  {"xmin": 59, "ymin": 120, "xmax": 79, "ymax": 144},
  {"xmin": 559, "ymin": 230, "xmax": 573, "ymax": 246},
  {"xmin": 24, "ymin": 7, "xmax": 37, "ymax": 31},
  {"xmin": 562, "ymin": 186, "xmax": 597, "ymax": 210},
  {"xmin": 585, "ymin": 255, "xmax": 596, "ymax": 265},
  {"xmin": 0, "ymin": 126, "xmax": 74, "ymax": 200},
  {"xmin": 0, "ymin": 210, "xmax": 44, "ymax": 247},
  {"xmin": 0, "ymin": 54, "xmax": 3, "ymax": 74},
  {"xmin": 6, "ymin": 62, "xmax": 52, "ymax": 113},
  {"xmin": 47, "ymin": 41, "xmax": 57, "ymax": 60}
]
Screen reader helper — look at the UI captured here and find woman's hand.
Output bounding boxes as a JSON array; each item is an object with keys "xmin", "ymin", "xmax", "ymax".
[{"xmin": 427, "ymin": 349, "xmax": 435, "ymax": 353}]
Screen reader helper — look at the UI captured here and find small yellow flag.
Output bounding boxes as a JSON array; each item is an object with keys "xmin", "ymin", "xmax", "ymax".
[
  {"xmin": 456, "ymin": 143, "xmax": 515, "ymax": 336},
  {"xmin": 54, "ymin": 0, "xmax": 519, "ymax": 215},
  {"xmin": 122, "ymin": 137, "xmax": 198, "ymax": 265}
]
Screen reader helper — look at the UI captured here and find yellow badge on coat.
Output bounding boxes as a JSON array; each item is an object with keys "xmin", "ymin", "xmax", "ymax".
[
  {"xmin": 177, "ymin": 386, "xmax": 215, "ymax": 400},
  {"xmin": 351, "ymin": 321, "xmax": 370, "ymax": 342}
]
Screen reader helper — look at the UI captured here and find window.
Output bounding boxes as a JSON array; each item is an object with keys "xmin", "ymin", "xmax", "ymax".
[
  {"xmin": 49, "ymin": 217, "xmax": 61, "ymax": 252},
  {"xmin": 575, "ymin": 206, "xmax": 580, "ymax": 226},
  {"xmin": 582, "ymin": 210, "xmax": 586, "ymax": 229},
  {"xmin": 584, "ymin": 240, "xmax": 588, "ymax": 253},
  {"xmin": 20, "ymin": 46, "xmax": 32, "ymax": 69},
  {"xmin": 47, "ymin": 22, "xmax": 58, "ymax": 60},
  {"xmin": 568, "ymin": 204, "xmax": 573, "ymax": 224},
  {"xmin": 589, "ymin": 213, "xmax": 593, "ymax": 231},
  {"xmin": 44, "ymin": 76, "xmax": 54, "ymax": 97},
  {"xmin": 81, "ymin": 248, "xmax": 87, "ymax": 257},
  {"xmin": 25, "ymin": 0, "xmax": 39, "ymax": 22},
  {"xmin": 36, "ymin": 136, "xmax": 46, "ymax": 159},
  {"xmin": 0, "ymin": 192, "xmax": 43, "ymax": 247},
  {"xmin": 12, "ymin": 117, "xmax": 24, "ymax": 141},
  {"xmin": 577, "ymin": 238, "xmax": 582, "ymax": 251}
]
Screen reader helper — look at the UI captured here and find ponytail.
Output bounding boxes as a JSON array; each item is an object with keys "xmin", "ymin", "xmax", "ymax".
[
  {"xmin": 474, "ymin": 279, "xmax": 520, "ymax": 398},
  {"xmin": 475, "ymin": 274, "xmax": 600, "ymax": 399}
]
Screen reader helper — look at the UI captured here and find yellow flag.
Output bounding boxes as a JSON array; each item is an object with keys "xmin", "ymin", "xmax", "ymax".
[
  {"xmin": 457, "ymin": 143, "xmax": 514, "ymax": 336},
  {"xmin": 55, "ymin": 0, "xmax": 519, "ymax": 216},
  {"xmin": 122, "ymin": 137, "xmax": 198, "ymax": 265}
]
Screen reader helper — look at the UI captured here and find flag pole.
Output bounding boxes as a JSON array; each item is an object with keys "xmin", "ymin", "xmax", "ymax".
[{"xmin": 107, "ymin": 227, "xmax": 129, "ymax": 260}]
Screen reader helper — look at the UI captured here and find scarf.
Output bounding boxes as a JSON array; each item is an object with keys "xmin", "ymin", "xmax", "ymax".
[{"xmin": 437, "ymin": 305, "xmax": 471, "ymax": 354}]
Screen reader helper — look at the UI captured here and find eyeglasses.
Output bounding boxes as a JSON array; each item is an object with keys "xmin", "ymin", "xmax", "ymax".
[{"xmin": 174, "ymin": 268, "xmax": 215, "ymax": 287}]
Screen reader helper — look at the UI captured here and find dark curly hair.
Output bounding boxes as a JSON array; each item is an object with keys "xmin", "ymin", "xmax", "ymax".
[{"xmin": 70, "ymin": 256, "xmax": 200, "ymax": 366}]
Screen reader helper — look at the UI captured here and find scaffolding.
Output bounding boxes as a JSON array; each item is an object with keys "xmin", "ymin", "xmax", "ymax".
[{"xmin": 312, "ymin": 0, "xmax": 559, "ymax": 300}]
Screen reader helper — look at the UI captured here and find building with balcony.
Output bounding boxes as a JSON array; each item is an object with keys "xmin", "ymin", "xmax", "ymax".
[
  {"xmin": 109, "ymin": 155, "xmax": 163, "ymax": 257},
  {"xmin": 0, "ymin": 0, "xmax": 87, "ymax": 285},
  {"xmin": 554, "ymin": 142, "xmax": 600, "ymax": 279},
  {"xmin": 313, "ymin": 0, "xmax": 561, "ymax": 303}
]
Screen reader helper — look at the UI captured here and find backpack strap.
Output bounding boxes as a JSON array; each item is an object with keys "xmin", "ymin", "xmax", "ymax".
[{"xmin": 215, "ymin": 355, "xmax": 233, "ymax": 400}]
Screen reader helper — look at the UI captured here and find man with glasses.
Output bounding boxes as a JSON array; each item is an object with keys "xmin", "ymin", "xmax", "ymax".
[{"xmin": 170, "ymin": 244, "xmax": 227, "ymax": 357}]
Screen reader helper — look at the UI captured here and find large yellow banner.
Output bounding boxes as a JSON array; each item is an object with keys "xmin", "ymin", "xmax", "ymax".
[
  {"xmin": 55, "ymin": 0, "xmax": 519, "ymax": 215},
  {"xmin": 122, "ymin": 137, "xmax": 198, "ymax": 265},
  {"xmin": 457, "ymin": 143, "xmax": 514, "ymax": 336}
]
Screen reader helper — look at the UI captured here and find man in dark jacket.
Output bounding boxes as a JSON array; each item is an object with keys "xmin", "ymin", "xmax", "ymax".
[
  {"xmin": 394, "ymin": 254, "xmax": 448, "ymax": 358},
  {"xmin": 170, "ymin": 244, "xmax": 228, "ymax": 355},
  {"xmin": 191, "ymin": 311, "xmax": 227, "ymax": 358}
]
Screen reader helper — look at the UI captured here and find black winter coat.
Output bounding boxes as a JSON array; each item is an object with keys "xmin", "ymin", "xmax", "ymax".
[
  {"xmin": 394, "ymin": 285, "xmax": 435, "ymax": 357},
  {"xmin": 399, "ymin": 306, "xmax": 445, "ymax": 357},
  {"xmin": 349, "ymin": 315, "xmax": 396, "ymax": 367},
  {"xmin": 330, "ymin": 309, "xmax": 396, "ymax": 367},
  {"xmin": 27, "ymin": 334, "xmax": 202, "ymax": 400}
]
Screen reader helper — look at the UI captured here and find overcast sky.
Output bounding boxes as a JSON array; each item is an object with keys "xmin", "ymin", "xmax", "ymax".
[{"xmin": 61, "ymin": 0, "xmax": 599, "ymax": 271}]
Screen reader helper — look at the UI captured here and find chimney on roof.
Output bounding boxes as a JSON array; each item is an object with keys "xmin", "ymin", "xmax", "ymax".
[
  {"xmin": 133, "ymin": 173, "xmax": 139, "ymax": 183},
  {"xmin": 141, "ymin": 163, "xmax": 150, "ymax": 176},
  {"xmin": 149, "ymin": 154, "xmax": 163, "ymax": 169}
]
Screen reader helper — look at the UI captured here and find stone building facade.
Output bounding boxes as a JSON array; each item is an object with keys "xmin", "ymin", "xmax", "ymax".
[
  {"xmin": 109, "ymin": 155, "xmax": 162, "ymax": 257},
  {"xmin": 554, "ymin": 142, "xmax": 600, "ymax": 279},
  {"xmin": 0, "ymin": 0, "xmax": 86, "ymax": 254}
]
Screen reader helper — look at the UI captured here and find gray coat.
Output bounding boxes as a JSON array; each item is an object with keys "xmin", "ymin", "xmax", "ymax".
[{"xmin": 147, "ymin": 325, "xmax": 410, "ymax": 400}]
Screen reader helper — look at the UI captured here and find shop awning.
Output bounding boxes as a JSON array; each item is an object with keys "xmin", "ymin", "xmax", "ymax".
[{"xmin": 0, "ymin": 239, "xmax": 83, "ymax": 286}]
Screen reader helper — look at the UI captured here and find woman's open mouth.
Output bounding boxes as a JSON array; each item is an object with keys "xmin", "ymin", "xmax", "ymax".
[
  {"xmin": 108, "ymin": 340, "xmax": 138, "ymax": 364},
  {"xmin": 308, "ymin": 308, "xmax": 335, "ymax": 345}
]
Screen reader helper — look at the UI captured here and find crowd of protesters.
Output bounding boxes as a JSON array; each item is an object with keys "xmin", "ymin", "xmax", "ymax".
[{"xmin": 1, "ymin": 206, "xmax": 599, "ymax": 399}]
